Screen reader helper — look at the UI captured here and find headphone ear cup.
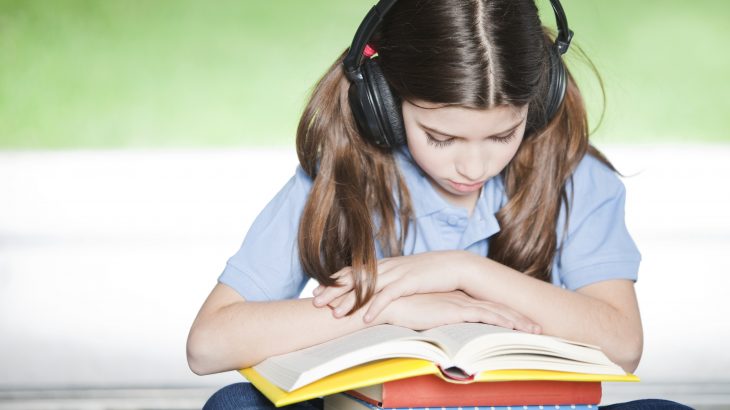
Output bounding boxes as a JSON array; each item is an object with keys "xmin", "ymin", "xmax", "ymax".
[
  {"xmin": 544, "ymin": 49, "xmax": 568, "ymax": 122},
  {"xmin": 348, "ymin": 75, "xmax": 383, "ymax": 146},
  {"xmin": 362, "ymin": 59, "xmax": 407, "ymax": 147}
]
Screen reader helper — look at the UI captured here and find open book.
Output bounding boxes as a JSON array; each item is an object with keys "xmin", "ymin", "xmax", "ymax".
[{"xmin": 241, "ymin": 323, "xmax": 638, "ymax": 406}]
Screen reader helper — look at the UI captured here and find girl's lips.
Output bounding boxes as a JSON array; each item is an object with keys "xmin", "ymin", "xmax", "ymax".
[{"xmin": 448, "ymin": 179, "xmax": 485, "ymax": 193}]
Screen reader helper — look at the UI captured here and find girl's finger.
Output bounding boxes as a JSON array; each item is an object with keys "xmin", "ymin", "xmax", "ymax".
[
  {"xmin": 326, "ymin": 293, "xmax": 346, "ymax": 312},
  {"xmin": 313, "ymin": 278, "xmax": 352, "ymax": 306},
  {"xmin": 331, "ymin": 291, "xmax": 357, "ymax": 318},
  {"xmin": 370, "ymin": 264, "xmax": 403, "ymax": 294},
  {"xmin": 363, "ymin": 283, "xmax": 406, "ymax": 323},
  {"xmin": 313, "ymin": 285, "xmax": 350, "ymax": 307},
  {"xmin": 507, "ymin": 313, "xmax": 540, "ymax": 334},
  {"xmin": 312, "ymin": 267, "xmax": 355, "ymax": 306},
  {"xmin": 479, "ymin": 303, "xmax": 540, "ymax": 334},
  {"xmin": 462, "ymin": 307, "xmax": 514, "ymax": 330}
]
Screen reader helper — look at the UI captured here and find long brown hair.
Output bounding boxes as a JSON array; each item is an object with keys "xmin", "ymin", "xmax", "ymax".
[
  {"xmin": 296, "ymin": 51, "xmax": 412, "ymax": 310},
  {"xmin": 296, "ymin": 0, "xmax": 613, "ymax": 311}
]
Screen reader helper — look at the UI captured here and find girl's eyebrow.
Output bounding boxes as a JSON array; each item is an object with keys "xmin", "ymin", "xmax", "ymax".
[{"xmin": 418, "ymin": 120, "xmax": 523, "ymax": 139}]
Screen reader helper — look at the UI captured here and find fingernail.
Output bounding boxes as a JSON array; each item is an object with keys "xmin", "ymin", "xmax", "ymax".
[
  {"xmin": 364, "ymin": 314, "xmax": 372, "ymax": 323},
  {"xmin": 313, "ymin": 297, "xmax": 322, "ymax": 306}
]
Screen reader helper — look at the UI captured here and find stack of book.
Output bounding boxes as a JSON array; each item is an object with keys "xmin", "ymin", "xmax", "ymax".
[{"xmin": 240, "ymin": 323, "xmax": 638, "ymax": 408}]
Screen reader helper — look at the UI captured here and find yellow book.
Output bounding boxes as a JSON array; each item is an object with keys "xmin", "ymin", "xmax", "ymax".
[{"xmin": 239, "ymin": 323, "xmax": 639, "ymax": 407}]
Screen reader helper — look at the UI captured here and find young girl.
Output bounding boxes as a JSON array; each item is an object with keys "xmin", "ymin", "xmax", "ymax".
[{"xmin": 188, "ymin": 1, "xmax": 689, "ymax": 409}]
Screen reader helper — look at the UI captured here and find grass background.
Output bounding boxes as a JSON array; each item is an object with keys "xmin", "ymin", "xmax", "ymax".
[{"xmin": 0, "ymin": 0, "xmax": 728, "ymax": 149}]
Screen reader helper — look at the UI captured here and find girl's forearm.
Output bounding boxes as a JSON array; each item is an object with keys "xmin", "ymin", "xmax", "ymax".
[
  {"xmin": 187, "ymin": 297, "xmax": 372, "ymax": 375},
  {"xmin": 459, "ymin": 253, "xmax": 643, "ymax": 373}
]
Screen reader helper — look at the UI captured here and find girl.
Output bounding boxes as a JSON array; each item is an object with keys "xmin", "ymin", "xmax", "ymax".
[{"xmin": 188, "ymin": 1, "xmax": 689, "ymax": 408}]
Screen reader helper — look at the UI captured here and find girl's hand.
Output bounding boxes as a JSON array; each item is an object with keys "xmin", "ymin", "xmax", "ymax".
[
  {"xmin": 373, "ymin": 291, "xmax": 540, "ymax": 333},
  {"xmin": 312, "ymin": 250, "xmax": 479, "ymax": 320}
]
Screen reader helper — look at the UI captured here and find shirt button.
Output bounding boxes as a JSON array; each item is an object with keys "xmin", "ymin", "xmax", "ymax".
[{"xmin": 447, "ymin": 215, "xmax": 460, "ymax": 226}]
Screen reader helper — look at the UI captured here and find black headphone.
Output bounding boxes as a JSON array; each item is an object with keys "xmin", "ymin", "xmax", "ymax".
[{"xmin": 342, "ymin": 0, "xmax": 574, "ymax": 148}]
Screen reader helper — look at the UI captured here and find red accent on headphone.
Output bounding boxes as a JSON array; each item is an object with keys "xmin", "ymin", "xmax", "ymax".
[{"xmin": 363, "ymin": 44, "xmax": 377, "ymax": 58}]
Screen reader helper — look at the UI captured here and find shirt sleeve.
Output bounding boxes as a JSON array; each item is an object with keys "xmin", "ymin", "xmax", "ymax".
[
  {"xmin": 218, "ymin": 166, "xmax": 313, "ymax": 301},
  {"xmin": 554, "ymin": 154, "xmax": 642, "ymax": 290}
]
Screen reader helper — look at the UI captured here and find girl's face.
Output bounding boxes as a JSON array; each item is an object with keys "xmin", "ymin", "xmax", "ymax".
[{"xmin": 402, "ymin": 100, "xmax": 527, "ymax": 210}]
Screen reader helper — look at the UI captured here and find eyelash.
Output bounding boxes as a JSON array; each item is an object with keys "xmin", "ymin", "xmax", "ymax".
[
  {"xmin": 425, "ymin": 131, "xmax": 517, "ymax": 148},
  {"xmin": 492, "ymin": 131, "xmax": 517, "ymax": 144},
  {"xmin": 425, "ymin": 133, "xmax": 455, "ymax": 148}
]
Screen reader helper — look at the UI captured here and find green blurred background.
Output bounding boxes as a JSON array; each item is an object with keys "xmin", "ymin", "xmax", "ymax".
[{"xmin": 0, "ymin": 0, "xmax": 727, "ymax": 149}]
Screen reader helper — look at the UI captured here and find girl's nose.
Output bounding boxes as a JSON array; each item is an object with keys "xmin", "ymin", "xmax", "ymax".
[{"xmin": 455, "ymin": 149, "xmax": 487, "ymax": 182}]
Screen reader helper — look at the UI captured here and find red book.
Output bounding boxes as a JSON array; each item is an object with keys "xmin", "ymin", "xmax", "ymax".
[{"xmin": 346, "ymin": 375, "xmax": 601, "ymax": 408}]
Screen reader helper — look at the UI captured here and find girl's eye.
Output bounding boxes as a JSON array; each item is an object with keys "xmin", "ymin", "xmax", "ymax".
[
  {"xmin": 425, "ymin": 130, "xmax": 518, "ymax": 147},
  {"xmin": 425, "ymin": 133, "xmax": 455, "ymax": 148},
  {"xmin": 489, "ymin": 130, "xmax": 517, "ymax": 144}
]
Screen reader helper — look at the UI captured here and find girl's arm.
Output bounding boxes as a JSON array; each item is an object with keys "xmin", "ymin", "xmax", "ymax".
[
  {"xmin": 186, "ymin": 283, "xmax": 371, "ymax": 375},
  {"xmin": 186, "ymin": 281, "xmax": 537, "ymax": 375},
  {"xmin": 315, "ymin": 251, "xmax": 643, "ymax": 373},
  {"xmin": 460, "ymin": 255, "xmax": 643, "ymax": 373}
]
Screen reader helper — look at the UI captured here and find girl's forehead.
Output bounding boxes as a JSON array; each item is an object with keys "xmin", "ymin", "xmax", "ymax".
[{"xmin": 404, "ymin": 100, "xmax": 527, "ymax": 135}]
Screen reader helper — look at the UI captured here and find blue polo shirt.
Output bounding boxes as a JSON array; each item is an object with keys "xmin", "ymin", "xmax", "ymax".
[{"xmin": 219, "ymin": 148, "xmax": 641, "ymax": 301}]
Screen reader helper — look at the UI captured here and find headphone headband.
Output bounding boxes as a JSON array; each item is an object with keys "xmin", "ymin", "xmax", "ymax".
[
  {"xmin": 550, "ymin": 0, "xmax": 574, "ymax": 55},
  {"xmin": 343, "ymin": 0, "xmax": 573, "ymax": 72}
]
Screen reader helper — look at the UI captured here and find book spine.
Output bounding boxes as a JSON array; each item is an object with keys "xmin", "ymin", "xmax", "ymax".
[
  {"xmin": 327, "ymin": 393, "xmax": 598, "ymax": 410},
  {"xmin": 371, "ymin": 376, "xmax": 601, "ymax": 408},
  {"xmin": 382, "ymin": 406, "xmax": 597, "ymax": 410}
]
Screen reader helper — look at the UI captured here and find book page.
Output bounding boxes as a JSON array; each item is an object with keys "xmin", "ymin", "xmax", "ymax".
[
  {"xmin": 422, "ymin": 323, "xmax": 622, "ymax": 377},
  {"xmin": 421, "ymin": 323, "xmax": 515, "ymax": 356},
  {"xmin": 255, "ymin": 324, "xmax": 449, "ymax": 391}
]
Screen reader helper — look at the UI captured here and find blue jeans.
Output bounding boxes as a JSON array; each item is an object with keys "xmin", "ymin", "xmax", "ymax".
[
  {"xmin": 203, "ymin": 383, "xmax": 693, "ymax": 410},
  {"xmin": 203, "ymin": 383, "xmax": 322, "ymax": 410}
]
